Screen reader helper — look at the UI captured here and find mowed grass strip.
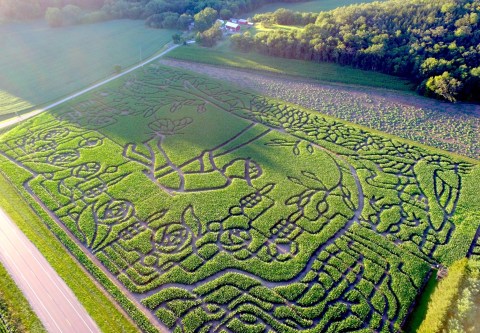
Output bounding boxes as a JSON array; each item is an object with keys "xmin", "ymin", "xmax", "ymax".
[
  {"xmin": 0, "ymin": 19, "xmax": 176, "ymax": 117},
  {"xmin": 0, "ymin": 170, "xmax": 141, "ymax": 333},
  {"xmin": 244, "ymin": 0, "xmax": 383, "ymax": 15},
  {"xmin": 166, "ymin": 44, "xmax": 415, "ymax": 92},
  {"xmin": 0, "ymin": 261, "xmax": 46, "ymax": 333}
]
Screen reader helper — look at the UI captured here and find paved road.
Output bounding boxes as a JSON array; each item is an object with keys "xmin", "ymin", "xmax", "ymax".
[
  {"xmin": 0, "ymin": 43, "xmax": 181, "ymax": 130},
  {"xmin": 0, "ymin": 207, "xmax": 100, "ymax": 333}
]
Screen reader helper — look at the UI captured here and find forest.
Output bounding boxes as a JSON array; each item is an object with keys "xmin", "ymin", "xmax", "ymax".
[
  {"xmin": 233, "ymin": 0, "xmax": 480, "ymax": 102},
  {"xmin": 0, "ymin": 0, "xmax": 304, "ymax": 23}
]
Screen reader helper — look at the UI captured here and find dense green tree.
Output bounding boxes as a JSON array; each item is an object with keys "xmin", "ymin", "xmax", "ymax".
[
  {"xmin": 45, "ymin": 7, "xmax": 63, "ymax": 26},
  {"xmin": 195, "ymin": 21, "xmax": 222, "ymax": 46},
  {"xmin": 194, "ymin": 7, "xmax": 218, "ymax": 32},
  {"xmin": 231, "ymin": 32, "xmax": 254, "ymax": 52},
  {"xmin": 219, "ymin": 8, "xmax": 232, "ymax": 20},
  {"xmin": 177, "ymin": 13, "xmax": 193, "ymax": 30},
  {"xmin": 245, "ymin": 0, "xmax": 480, "ymax": 102},
  {"xmin": 146, "ymin": 11, "xmax": 180, "ymax": 28},
  {"xmin": 426, "ymin": 72, "xmax": 463, "ymax": 102},
  {"xmin": 172, "ymin": 33, "xmax": 183, "ymax": 44}
]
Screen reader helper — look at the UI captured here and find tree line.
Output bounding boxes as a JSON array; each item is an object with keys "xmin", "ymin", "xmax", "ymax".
[
  {"xmin": 0, "ymin": 0, "xmax": 306, "ymax": 28},
  {"xmin": 232, "ymin": 0, "xmax": 480, "ymax": 102}
]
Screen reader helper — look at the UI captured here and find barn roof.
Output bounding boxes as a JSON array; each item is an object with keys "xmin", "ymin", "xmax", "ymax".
[{"xmin": 226, "ymin": 22, "xmax": 240, "ymax": 29}]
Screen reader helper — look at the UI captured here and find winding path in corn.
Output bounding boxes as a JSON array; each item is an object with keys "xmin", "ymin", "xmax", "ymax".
[{"xmin": 0, "ymin": 64, "xmax": 478, "ymax": 332}]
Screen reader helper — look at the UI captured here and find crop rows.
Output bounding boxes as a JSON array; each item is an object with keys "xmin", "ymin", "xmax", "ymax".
[
  {"xmin": 0, "ymin": 64, "xmax": 478, "ymax": 332},
  {"xmin": 161, "ymin": 59, "xmax": 480, "ymax": 159}
]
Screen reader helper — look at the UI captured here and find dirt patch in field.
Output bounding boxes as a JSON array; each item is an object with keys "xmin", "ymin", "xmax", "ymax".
[{"xmin": 159, "ymin": 59, "xmax": 479, "ymax": 159}]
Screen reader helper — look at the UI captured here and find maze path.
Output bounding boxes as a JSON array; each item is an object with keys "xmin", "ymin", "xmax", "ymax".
[{"xmin": 0, "ymin": 64, "xmax": 477, "ymax": 333}]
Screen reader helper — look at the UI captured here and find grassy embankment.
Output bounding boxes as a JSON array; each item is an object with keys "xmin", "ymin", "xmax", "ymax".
[
  {"xmin": 0, "ymin": 262, "xmax": 46, "ymax": 333},
  {"xmin": 0, "ymin": 171, "xmax": 142, "ymax": 333},
  {"xmin": 0, "ymin": 19, "xmax": 177, "ymax": 119},
  {"xmin": 245, "ymin": 0, "xmax": 382, "ymax": 15},
  {"xmin": 407, "ymin": 259, "xmax": 480, "ymax": 333}
]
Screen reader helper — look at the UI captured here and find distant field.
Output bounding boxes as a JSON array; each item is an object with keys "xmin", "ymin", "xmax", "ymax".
[
  {"xmin": 166, "ymin": 44, "xmax": 415, "ymax": 92},
  {"xmin": 0, "ymin": 20, "xmax": 176, "ymax": 118},
  {"xmin": 245, "ymin": 0, "xmax": 382, "ymax": 15}
]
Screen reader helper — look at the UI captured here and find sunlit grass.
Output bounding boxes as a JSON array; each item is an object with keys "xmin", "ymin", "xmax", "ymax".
[
  {"xmin": 244, "ymin": 0, "xmax": 383, "ymax": 16},
  {"xmin": 0, "ymin": 19, "xmax": 176, "ymax": 118},
  {"xmin": 253, "ymin": 23, "xmax": 303, "ymax": 33},
  {"xmin": 0, "ymin": 91, "xmax": 33, "ymax": 116},
  {"xmin": 167, "ymin": 43, "xmax": 415, "ymax": 91}
]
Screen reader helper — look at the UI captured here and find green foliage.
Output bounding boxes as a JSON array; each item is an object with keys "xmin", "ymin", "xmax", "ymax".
[
  {"xmin": 195, "ymin": 22, "xmax": 223, "ymax": 47},
  {"xmin": 442, "ymin": 261, "xmax": 480, "ymax": 333},
  {"xmin": 194, "ymin": 7, "xmax": 218, "ymax": 32},
  {"xmin": 0, "ymin": 64, "xmax": 478, "ymax": 333},
  {"xmin": 418, "ymin": 259, "xmax": 469, "ymax": 333},
  {"xmin": 246, "ymin": 0, "xmax": 480, "ymax": 102},
  {"xmin": 0, "ymin": 262, "xmax": 46, "ymax": 333},
  {"xmin": 425, "ymin": 71, "xmax": 463, "ymax": 102}
]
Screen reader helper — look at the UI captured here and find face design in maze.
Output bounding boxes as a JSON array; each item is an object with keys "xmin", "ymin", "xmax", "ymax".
[
  {"xmin": 0, "ymin": 65, "xmax": 476, "ymax": 333},
  {"xmin": 120, "ymin": 118, "xmax": 361, "ymax": 280}
]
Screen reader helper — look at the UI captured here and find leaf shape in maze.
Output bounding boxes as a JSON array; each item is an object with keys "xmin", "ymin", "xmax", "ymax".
[
  {"xmin": 434, "ymin": 169, "xmax": 460, "ymax": 212},
  {"xmin": 148, "ymin": 117, "xmax": 193, "ymax": 136},
  {"xmin": 182, "ymin": 205, "xmax": 202, "ymax": 237},
  {"xmin": 306, "ymin": 144, "xmax": 314, "ymax": 154},
  {"xmin": 78, "ymin": 205, "xmax": 96, "ymax": 246},
  {"xmin": 293, "ymin": 145, "xmax": 300, "ymax": 156}
]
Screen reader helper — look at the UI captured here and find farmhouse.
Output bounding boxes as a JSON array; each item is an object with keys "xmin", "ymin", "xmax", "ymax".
[
  {"xmin": 238, "ymin": 19, "xmax": 248, "ymax": 25},
  {"xmin": 225, "ymin": 22, "xmax": 240, "ymax": 32}
]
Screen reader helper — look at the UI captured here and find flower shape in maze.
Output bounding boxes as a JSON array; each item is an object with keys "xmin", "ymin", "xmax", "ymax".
[{"xmin": 47, "ymin": 149, "xmax": 80, "ymax": 166}]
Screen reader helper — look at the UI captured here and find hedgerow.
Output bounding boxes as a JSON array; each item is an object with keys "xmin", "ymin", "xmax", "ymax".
[{"xmin": 418, "ymin": 259, "xmax": 469, "ymax": 333}]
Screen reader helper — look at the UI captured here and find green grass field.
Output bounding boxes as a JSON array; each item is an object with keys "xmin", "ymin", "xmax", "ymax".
[
  {"xmin": 245, "ymin": 0, "xmax": 382, "ymax": 15},
  {"xmin": 166, "ymin": 44, "xmax": 415, "ymax": 92},
  {"xmin": 0, "ymin": 19, "xmax": 176, "ymax": 118},
  {"xmin": 0, "ymin": 262, "xmax": 46, "ymax": 333},
  {"xmin": 0, "ymin": 63, "xmax": 478, "ymax": 332}
]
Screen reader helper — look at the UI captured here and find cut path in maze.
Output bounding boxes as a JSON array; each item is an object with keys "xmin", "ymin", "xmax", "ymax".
[{"xmin": 0, "ymin": 64, "xmax": 478, "ymax": 333}]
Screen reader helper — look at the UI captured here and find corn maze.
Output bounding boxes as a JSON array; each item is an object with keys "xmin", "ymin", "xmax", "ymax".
[{"xmin": 0, "ymin": 65, "xmax": 479, "ymax": 333}]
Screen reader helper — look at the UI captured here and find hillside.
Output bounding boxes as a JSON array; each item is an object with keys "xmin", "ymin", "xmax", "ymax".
[{"xmin": 239, "ymin": 0, "xmax": 480, "ymax": 102}]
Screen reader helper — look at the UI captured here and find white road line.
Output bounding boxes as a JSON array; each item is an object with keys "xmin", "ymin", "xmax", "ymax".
[
  {"xmin": 0, "ymin": 207, "xmax": 100, "ymax": 333},
  {"xmin": 7, "ymin": 214, "xmax": 96, "ymax": 332},
  {"xmin": 0, "ymin": 225, "xmax": 63, "ymax": 332}
]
